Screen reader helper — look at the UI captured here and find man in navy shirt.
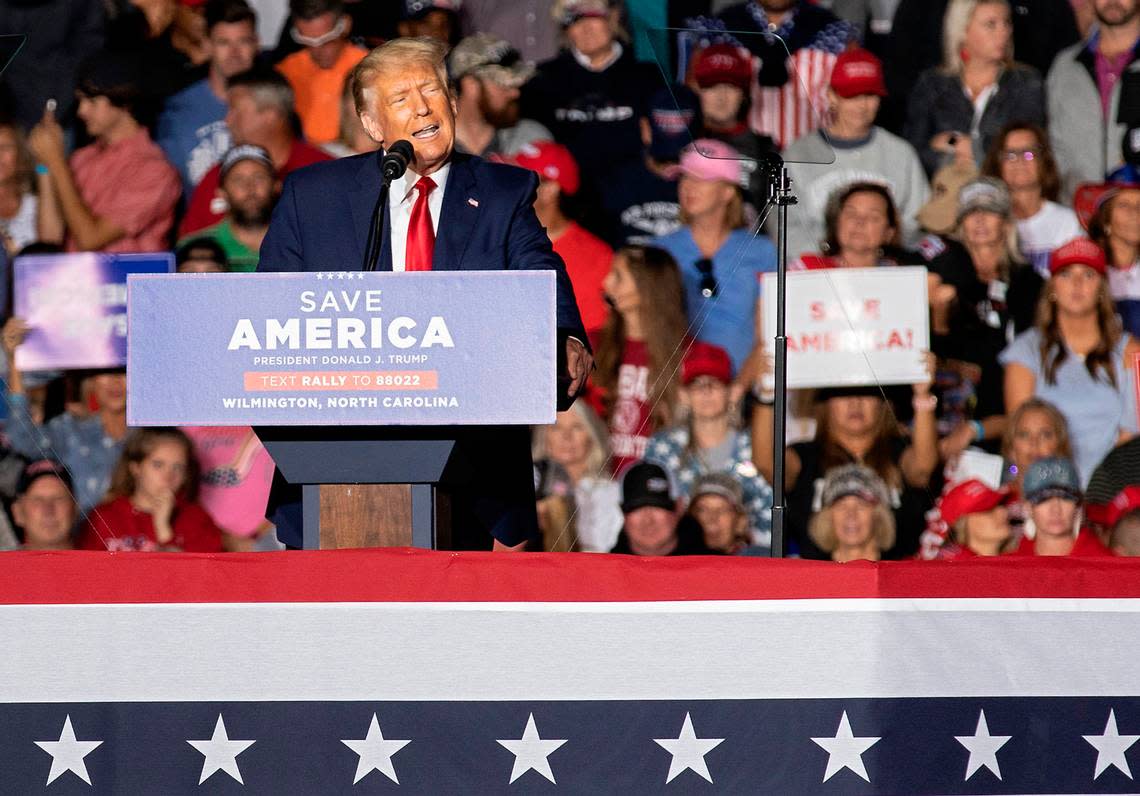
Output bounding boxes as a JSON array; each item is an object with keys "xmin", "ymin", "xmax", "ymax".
[{"xmin": 156, "ymin": 0, "xmax": 259, "ymax": 198}]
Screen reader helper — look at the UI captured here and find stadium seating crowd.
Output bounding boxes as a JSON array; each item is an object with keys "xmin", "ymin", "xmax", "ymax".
[{"xmin": 2, "ymin": 0, "xmax": 1139, "ymax": 560}]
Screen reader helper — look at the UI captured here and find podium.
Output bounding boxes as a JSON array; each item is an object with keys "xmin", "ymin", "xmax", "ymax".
[
  {"xmin": 255, "ymin": 425, "xmax": 469, "ymax": 549},
  {"xmin": 127, "ymin": 270, "xmax": 558, "ymax": 550}
]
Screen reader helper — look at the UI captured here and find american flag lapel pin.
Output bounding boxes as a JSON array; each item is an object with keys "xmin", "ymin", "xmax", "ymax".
[{"xmin": 467, "ymin": 197, "xmax": 479, "ymax": 208}]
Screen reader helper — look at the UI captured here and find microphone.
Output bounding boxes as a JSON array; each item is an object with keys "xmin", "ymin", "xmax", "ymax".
[
  {"xmin": 381, "ymin": 140, "xmax": 414, "ymax": 185},
  {"xmin": 364, "ymin": 141, "xmax": 414, "ymax": 271}
]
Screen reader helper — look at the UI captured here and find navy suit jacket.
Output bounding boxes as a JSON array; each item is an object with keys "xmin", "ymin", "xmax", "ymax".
[
  {"xmin": 257, "ymin": 150, "xmax": 586, "ymax": 339},
  {"xmin": 256, "ymin": 150, "xmax": 586, "ymax": 548}
]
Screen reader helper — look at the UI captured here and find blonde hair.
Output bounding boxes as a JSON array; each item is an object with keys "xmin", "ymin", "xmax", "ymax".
[
  {"xmin": 1000, "ymin": 397, "xmax": 1072, "ymax": 462},
  {"xmin": 351, "ymin": 37, "xmax": 451, "ymax": 116},
  {"xmin": 942, "ymin": 0, "xmax": 1012, "ymax": 74},
  {"xmin": 531, "ymin": 401, "xmax": 610, "ymax": 479},
  {"xmin": 953, "ymin": 211, "xmax": 1025, "ymax": 275},
  {"xmin": 678, "ymin": 185, "xmax": 745, "ymax": 230},
  {"xmin": 808, "ymin": 500, "xmax": 896, "ymax": 555}
]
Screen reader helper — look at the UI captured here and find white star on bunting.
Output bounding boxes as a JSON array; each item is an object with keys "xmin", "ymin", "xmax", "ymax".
[
  {"xmin": 34, "ymin": 715, "xmax": 103, "ymax": 786},
  {"xmin": 955, "ymin": 709, "xmax": 1011, "ymax": 780},
  {"xmin": 187, "ymin": 714, "xmax": 256, "ymax": 785},
  {"xmin": 653, "ymin": 712, "xmax": 724, "ymax": 784},
  {"xmin": 1084, "ymin": 709, "xmax": 1140, "ymax": 779},
  {"xmin": 341, "ymin": 714, "xmax": 411, "ymax": 784},
  {"xmin": 811, "ymin": 710, "xmax": 880, "ymax": 783},
  {"xmin": 496, "ymin": 713, "xmax": 567, "ymax": 784}
]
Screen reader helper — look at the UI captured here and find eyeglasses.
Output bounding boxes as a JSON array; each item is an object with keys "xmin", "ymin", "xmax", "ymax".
[
  {"xmin": 696, "ymin": 258, "xmax": 718, "ymax": 298},
  {"xmin": 1000, "ymin": 148, "xmax": 1039, "ymax": 162},
  {"xmin": 290, "ymin": 15, "xmax": 347, "ymax": 47}
]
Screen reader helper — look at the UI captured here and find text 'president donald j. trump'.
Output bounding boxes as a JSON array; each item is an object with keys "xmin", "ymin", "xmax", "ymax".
[{"xmin": 258, "ymin": 36, "xmax": 592, "ymax": 551}]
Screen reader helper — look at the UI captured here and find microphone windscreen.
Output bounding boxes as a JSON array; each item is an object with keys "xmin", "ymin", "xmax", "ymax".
[{"xmin": 388, "ymin": 139, "xmax": 414, "ymax": 163}]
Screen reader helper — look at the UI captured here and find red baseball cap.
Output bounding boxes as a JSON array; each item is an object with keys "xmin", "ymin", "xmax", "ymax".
[
  {"xmin": 829, "ymin": 48, "xmax": 887, "ymax": 99},
  {"xmin": 939, "ymin": 480, "xmax": 1012, "ymax": 527},
  {"xmin": 682, "ymin": 342, "xmax": 733, "ymax": 385},
  {"xmin": 1105, "ymin": 485, "xmax": 1140, "ymax": 528},
  {"xmin": 692, "ymin": 44, "xmax": 752, "ymax": 92},
  {"xmin": 509, "ymin": 140, "xmax": 580, "ymax": 197},
  {"xmin": 1048, "ymin": 237, "xmax": 1107, "ymax": 276}
]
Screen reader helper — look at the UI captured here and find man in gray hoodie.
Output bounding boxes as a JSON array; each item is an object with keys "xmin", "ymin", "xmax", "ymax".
[{"xmin": 1047, "ymin": 0, "xmax": 1140, "ymax": 200}]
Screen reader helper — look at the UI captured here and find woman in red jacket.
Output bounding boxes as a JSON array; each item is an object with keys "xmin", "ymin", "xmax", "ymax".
[{"xmin": 80, "ymin": 428, "xmax": 222, "ymax": 552}]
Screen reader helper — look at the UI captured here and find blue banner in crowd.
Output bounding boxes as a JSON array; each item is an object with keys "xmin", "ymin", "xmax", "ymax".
[
  {"xmin": 13, "ymin": 252, "xmax": 174, "ymax": 371},
  {"xmin": 127, "ymin": 271, "xmax": 557, "ymax": 427}
]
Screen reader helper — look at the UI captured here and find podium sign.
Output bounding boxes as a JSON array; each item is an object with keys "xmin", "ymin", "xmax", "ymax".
[{"xmin": 127, "ymin": 271, "xmax": 557, "ymax": 427}]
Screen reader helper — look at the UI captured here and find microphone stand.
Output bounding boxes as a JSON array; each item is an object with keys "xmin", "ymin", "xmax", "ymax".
[
  {"xmin": 363, "ymin": 180, "xmax": 391, "ymax": 273},
  {"xmin": 364, "ymin": 145, "xmax": 412, "ymax": 272},
  {"xmin": 761, "ymin": 154, "xmax": 796, "ymax": 559}
]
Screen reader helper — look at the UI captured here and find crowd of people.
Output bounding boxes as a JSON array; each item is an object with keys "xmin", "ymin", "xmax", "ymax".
[{"xmin": 2, "ymin": 0, "xmax": 1140, "ymax": 561}]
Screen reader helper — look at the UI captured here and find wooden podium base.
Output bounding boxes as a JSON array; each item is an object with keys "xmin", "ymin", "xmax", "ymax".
[{"xmin": 307, "ymin": 484, "xmax": 451, "ymax": 549}]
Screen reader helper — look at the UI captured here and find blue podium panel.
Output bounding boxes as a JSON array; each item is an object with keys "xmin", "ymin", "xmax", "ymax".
[{"xmin": 127, "ymin": 270, "xmax": 557, "ymax": 427}]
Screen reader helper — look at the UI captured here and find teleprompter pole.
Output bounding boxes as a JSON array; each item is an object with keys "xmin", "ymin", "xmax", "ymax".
[{"xmin": 765, "ymin": 157, "xmax": 796, "ymax": 558}]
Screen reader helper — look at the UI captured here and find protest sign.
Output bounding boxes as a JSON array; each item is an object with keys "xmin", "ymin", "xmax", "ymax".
[
  {"xmin": 761, "ymin": 266, "xmax": 929, "ymax": 389},
  {"xmin": 128, "ymin": 270, "xmax": 557, "ymax": 427},
  {"xmin": 13, "ymin": 252, "xmax": 173, "ymax": 371}
]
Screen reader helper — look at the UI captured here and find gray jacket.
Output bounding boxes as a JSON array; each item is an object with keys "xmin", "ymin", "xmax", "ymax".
[{"xmin": 1047, "ymin": 39, "xmax": 1140, "ymax": 201}]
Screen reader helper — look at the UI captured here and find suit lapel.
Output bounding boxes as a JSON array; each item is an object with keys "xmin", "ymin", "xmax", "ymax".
[
  {"xmin": 348, "ymin": 151, "xmax": 391, "ymax": 271},
  {"xmin": 433, "ymin": 155, "xmax": 478, "ymax": 271}
]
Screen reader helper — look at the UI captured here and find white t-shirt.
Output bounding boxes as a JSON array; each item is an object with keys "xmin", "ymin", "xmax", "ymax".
[
  {"xmin": 0, "ymin": 193, "xmax": 37, "ymax": 254},
  {"xmin": 1016, "ymin": 201, "xmax": 1083, "ymax": 277}
]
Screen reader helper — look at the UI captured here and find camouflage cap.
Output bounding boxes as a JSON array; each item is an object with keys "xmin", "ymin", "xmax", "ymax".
[{"xmin": 448, "ymin": 33, "xmax": 535, "ymax": 88}]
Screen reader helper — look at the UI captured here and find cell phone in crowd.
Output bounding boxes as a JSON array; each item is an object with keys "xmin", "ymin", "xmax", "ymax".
[{"xmin": 45, "ymin": 98, "xmax": 56, "ymax": 115}]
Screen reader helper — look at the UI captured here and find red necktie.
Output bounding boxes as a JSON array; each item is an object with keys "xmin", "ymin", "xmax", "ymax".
[{"xmin": 405, "ymin": 175, "xmax": 437, "ymax": 271}]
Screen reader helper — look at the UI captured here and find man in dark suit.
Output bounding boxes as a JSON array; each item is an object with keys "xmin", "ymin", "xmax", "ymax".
[{"xmin": 258, "ymin": 35, "xmax": 592, "ymax": 551}]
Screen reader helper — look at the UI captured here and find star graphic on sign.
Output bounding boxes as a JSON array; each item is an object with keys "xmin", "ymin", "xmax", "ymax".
[
  {"xmin": 496, "ymin": 713, "xmax": 567, "ymax": 784},
  {"xmin": 34, "ymin": 715, "xmax": 103, "ymax": 786},
  {"xmin": 316, "ymin": 272, "xmax": 323, "ymax": 280},
  {"xmin": 653, "ymin": 712, "xmax": 725, "ymax": 784},
  {"xmin": 1084, "ymin": 709, "xmax": 1140, "ymax": 779},
  {"xmin": 955, "ymin": 709, "xmax": 1011, "ymax": 780},
  {"xmin": 811, "ymin": 710, "xmax": 880, "ymax": 783},
  {"xmin": 187, "ymin": 714, "xmax": 256, "ymax": 785},
  {"xmin": 341, "ymin": 714, "xmax": 411, "ymax": 784}
]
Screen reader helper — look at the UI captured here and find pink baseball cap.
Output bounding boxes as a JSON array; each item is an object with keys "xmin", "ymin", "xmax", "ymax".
[{"xmin": 675, "ymin": 139, "xmax": 743, "ymax": 185}]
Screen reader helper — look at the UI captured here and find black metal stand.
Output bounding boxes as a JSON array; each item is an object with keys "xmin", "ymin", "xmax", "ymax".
[
  {"xmin": 762, "ymin": 158, "xmax": 796, "ymax": 558},
  {"xmin": 363, "ymin": 181, "xmax": 390, "ymax": 273}
]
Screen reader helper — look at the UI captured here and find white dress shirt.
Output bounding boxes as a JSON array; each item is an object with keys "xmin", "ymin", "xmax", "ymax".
[{"xmin": 388, "ymin": 162, "xmax": 450, "ymax": 272}]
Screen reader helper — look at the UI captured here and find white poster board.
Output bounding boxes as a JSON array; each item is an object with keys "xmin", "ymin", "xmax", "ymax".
[{"xmin": 762, "ymin": 266, "xmax": 930, "ymax": 389}]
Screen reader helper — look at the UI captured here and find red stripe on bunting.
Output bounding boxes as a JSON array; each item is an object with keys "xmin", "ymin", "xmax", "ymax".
[{"xmin": 4, "ymin": 549, "xmax": 1140, "ymax": 604}]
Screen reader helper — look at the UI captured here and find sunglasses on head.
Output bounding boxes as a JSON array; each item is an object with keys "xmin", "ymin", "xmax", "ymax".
[
  {"xmin": 290, "ymin": 15, "xmax": 347, "ymax": 47},
  {"xmin": 696, "ymin": 258, "xmax": 718, "ymax": 298}
]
